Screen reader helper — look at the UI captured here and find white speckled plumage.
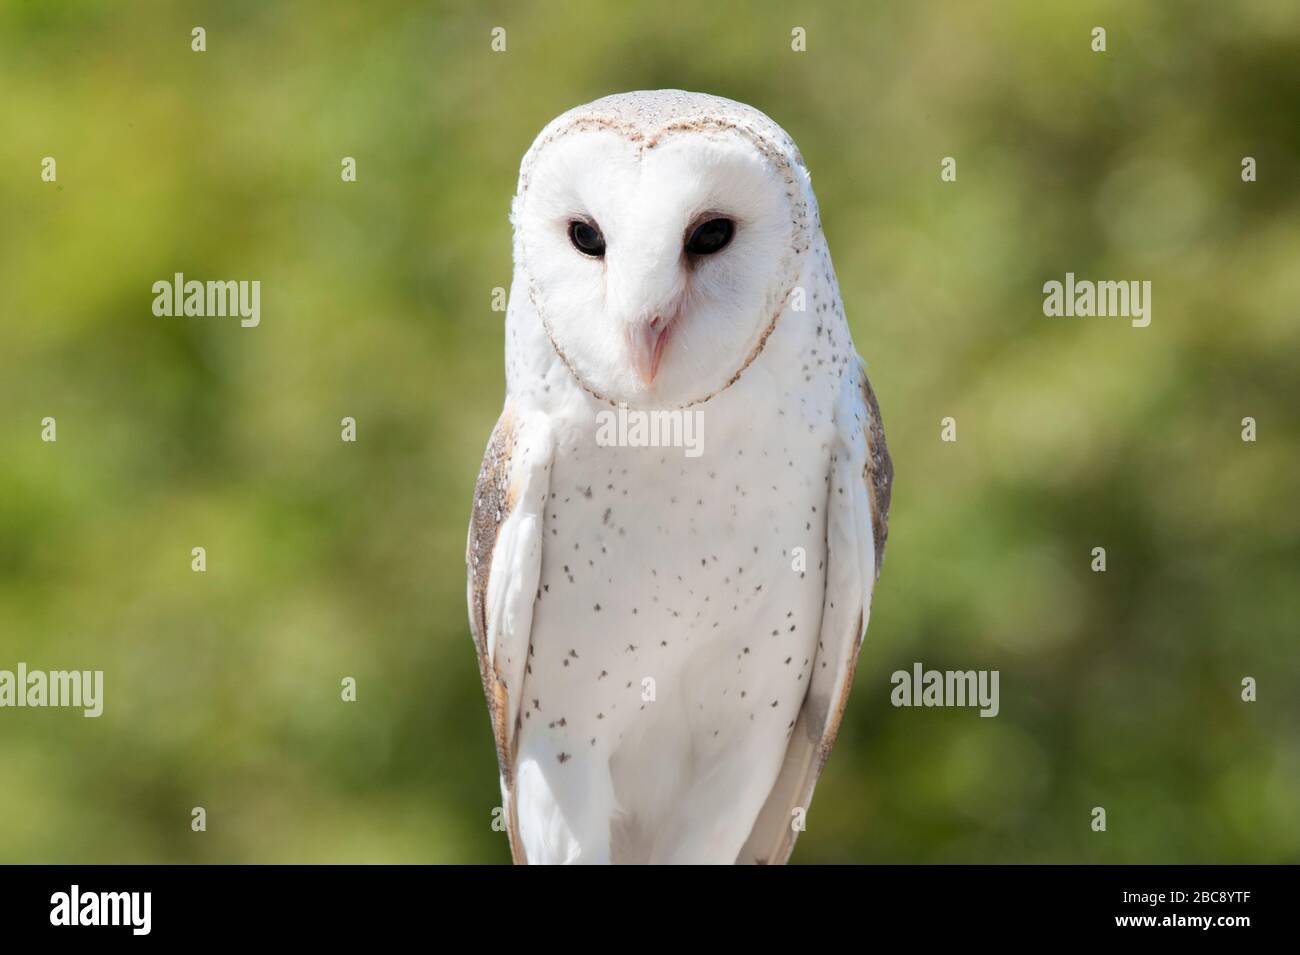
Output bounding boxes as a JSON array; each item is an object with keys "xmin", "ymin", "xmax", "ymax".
[{"xmin": 468, "ymin": 90, "xmax": 891, "ymax": 864}]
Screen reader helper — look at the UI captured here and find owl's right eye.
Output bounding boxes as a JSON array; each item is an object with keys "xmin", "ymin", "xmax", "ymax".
[{"xmin": 568, "ymin": 220, "xmax": 606, "ymax": 258}]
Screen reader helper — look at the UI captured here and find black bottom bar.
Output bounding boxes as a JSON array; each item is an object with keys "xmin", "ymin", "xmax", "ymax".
[{"xmin": 0, "ymin": 864, "xmax": 1292, "ymax": 941}]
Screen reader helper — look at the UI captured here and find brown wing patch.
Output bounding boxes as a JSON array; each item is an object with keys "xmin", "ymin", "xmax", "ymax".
[
  {"xmin": 859, "ymin": 370, "xmax": 893, "ymax": 578},
  {"xmin": 467, "ymin": 406, "xmax": 518, "ymax": 789}
]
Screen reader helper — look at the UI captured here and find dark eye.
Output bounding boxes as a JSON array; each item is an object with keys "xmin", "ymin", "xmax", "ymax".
[
  {"xmin": 568, "ymin": 220, "xmax": 606, "ymax": 257},
  {"xmin": 685, "ymin": 218, "xmax": 735, "ymax": 256}
]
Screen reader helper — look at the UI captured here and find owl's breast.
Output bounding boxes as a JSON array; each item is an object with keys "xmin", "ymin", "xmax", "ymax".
[{"xmin": 517, "ymin": 387, "xmax": 830, "ymax": 807}]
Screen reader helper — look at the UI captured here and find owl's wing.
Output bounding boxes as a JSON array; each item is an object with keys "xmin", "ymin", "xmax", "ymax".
[
  {"xmin": 466, "ymin": 402, "xmax": 554, "ymax": 864},
  {"xmin": 739, "ymin": 356, "xmax": 892, "ymax": 864}
]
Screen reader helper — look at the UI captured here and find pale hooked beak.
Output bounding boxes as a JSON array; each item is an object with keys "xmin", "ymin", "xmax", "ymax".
[{"xmin": 628, "ymin": 314, "xmax": 675, "ymax": 386}]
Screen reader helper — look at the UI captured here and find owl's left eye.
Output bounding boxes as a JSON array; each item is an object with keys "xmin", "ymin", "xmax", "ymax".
[
  {"xmin": 568, "ymin": 220, "xmax": 606, "ymax": 257},
  {"xmin": 685, "ymin": 218, "xmax": 735, "ymax": 256}
]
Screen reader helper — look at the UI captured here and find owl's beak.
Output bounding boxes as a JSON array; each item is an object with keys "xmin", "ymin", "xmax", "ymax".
[{"xmin": 628, "ymin": 315, "xmax": 674, "ymax": 386}]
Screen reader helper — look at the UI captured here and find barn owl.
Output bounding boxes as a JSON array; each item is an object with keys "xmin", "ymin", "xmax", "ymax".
[{"xmin": 467, "ymin": 90, "xmax": 892, "ymax": 864}]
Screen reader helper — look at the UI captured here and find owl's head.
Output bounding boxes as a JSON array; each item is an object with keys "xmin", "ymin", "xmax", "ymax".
[{"xmin": 512, "ymin": 91, "xmax": 817, "ymax": 409}]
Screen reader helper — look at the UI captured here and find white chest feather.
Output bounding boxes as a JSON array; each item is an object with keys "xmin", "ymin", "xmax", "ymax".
[{"xmin": 519, "ymin": 393, "xmax": 830, "ymax": 858}]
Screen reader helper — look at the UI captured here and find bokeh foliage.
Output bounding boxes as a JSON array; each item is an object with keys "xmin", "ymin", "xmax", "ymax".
[{"xmin": 1, "ymin": 0, "xmax": 1296, "ymax": 863}]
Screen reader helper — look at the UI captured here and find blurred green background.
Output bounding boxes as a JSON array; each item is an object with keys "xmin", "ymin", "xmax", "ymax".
[{"xmin": 1, "ymin": 0, "xmax": 1297, "ymax": 863}]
